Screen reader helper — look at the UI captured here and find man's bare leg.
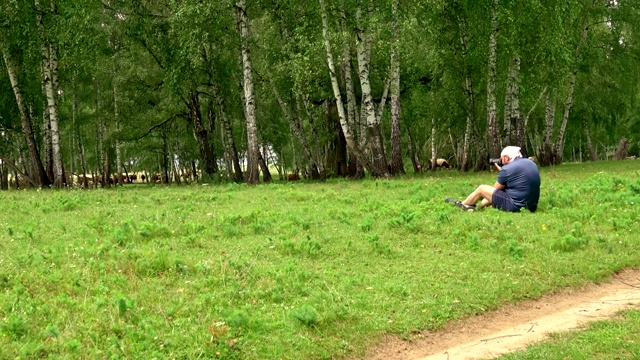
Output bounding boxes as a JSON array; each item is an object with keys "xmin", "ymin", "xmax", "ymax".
[{"xmin": 462, "ymin": 185, "xmax": 495, "ymax": 209}]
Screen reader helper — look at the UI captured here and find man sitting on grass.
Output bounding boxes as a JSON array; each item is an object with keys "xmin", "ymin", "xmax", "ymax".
[{"xmin": 446, "ymin": 146, "xmax": 540, "ymax": 212}]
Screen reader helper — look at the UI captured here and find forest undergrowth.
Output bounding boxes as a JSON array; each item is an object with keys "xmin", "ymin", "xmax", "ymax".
[{"xmin": 0, "ymin": 160, "xmax": 639, "ymax": 359}]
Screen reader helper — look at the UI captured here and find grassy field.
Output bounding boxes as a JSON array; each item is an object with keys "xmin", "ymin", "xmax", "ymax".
[{"xmin": 0, "ymin": 160, "xmax": 639, "ymax": 359}]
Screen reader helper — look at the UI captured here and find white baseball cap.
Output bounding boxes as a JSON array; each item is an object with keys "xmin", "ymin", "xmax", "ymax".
[{"xmin": 500, "ymin": 146, "xmax": 522, "ymax": 159}]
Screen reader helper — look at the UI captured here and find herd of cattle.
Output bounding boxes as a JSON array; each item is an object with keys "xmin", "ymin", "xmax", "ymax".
[
  {"xmin": 9, "ymin": 155, "xmax": 598, "ymax": 188},
  {"xmin": 73, "ymin": 172, "xmax": 181, "ymax": 187}
]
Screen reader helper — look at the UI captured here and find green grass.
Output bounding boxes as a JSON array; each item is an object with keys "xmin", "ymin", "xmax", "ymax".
[{"xmin": 0, "ymin": 160, "xmax": 639, "ymax": 359}]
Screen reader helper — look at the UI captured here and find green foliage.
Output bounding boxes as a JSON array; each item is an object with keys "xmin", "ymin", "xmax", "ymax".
[
  {"xmin": 289, "ymin": 304, "xmax": 320, "ymax": 327},
  {"xmin": 0, "ymin": 315, "xmax": 28, "ymax": 340}
]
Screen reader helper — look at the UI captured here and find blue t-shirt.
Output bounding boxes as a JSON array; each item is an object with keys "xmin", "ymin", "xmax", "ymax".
[{"xmin": 497, "ymin": 158, "xmax": 540, "ymax": 212}]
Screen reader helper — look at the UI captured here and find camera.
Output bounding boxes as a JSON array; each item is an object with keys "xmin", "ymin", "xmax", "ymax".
[{"xmin": 489, "ymin": 158, "xmax": 503, "ymax": 166}]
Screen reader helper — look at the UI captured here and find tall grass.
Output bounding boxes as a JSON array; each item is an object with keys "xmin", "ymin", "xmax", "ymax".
[{"xmin": 0, "ymin": 161, "xmax": 638, "ymax": 359}]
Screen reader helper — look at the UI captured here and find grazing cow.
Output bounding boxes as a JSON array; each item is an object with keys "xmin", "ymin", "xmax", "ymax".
[
  {"xmin": 288, "ymin": 173, "xmax": 300, "ymax": 181},
  {"xmin": 434, "ymin": 158, "xmax": 451, "ymax": 169}
]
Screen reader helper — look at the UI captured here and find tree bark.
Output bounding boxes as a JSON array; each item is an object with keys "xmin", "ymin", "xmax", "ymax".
[
  {"xmin": 205, "ymin": 101, "xmax": 219, "ymax": 176},
  {"xmin": 584, "ymin": 121, "xmax": 598, "ymax": 161},
  {"xmin": 356, "ymin": 6, "xmax": 388, "ymax": 177},
  {"xmin": 297, "ymin": 95, "xmax": 326, "ymax": 180},
  {"xmin": 78, "ymin": 129, "xmax": 89, "ymax": 189},
  {"xmin": 0, "ymin": 156, "xmax": 38, "ymax": 187},
  {"xmin": 161, "ymin": 127, "xmax": 169, "ymax": 184},
  {"xmin": 455, "ymin": 17, "xmax": 476, "ymax": 172},
  {"xmin": 554, "ymin": 70, "xmax": 577, "ymax": 164},
  {"xmin": 340, "ymin": 6, "xmax": 363, "ymax": 179},
  {"xmin": 406, "ymin": 126, "xmax": 422, "ymax": 173},
  {"xmin": 613, "ymin": 138, "xmax": 629, "ymax": 160},
  {"xmin": 258, "ymin": 149, "xmax": 272, "ymax": 183},
  {"xmin": 37, "ymin": 0, "xmax": 65, "ymax": 187},
  {"xmin": 523, "ymin": 85, "xmax": 547, "ymax": 154},
  {"xmin": 388, "ymin": 0, "xmax": 404, "ymax": 175},
  {"xmin": 96, "ymin": 86, "xmax": 111, "ymax": 188},
  {"xmin": 430, "ymin": 118, "xmax": 437, "ymax": 170},
  {"xmin": 187, "ymin": 91, "xmax": 216, "ymax": 177},
  {"xmin": 319, "ymin": 0, "xmax": 376, "ymax": 176},
  {"xmin": 506, "ymin": 56, "xmax": 523, "ymax": 149},
  {"xmin": 215, "ymin": 93, "xmax": 243, "ymax": 182},
  {"xmin": 486, "ymin": 0, "xmax": 500, "ymax": 159},
  {"xmin": 390, "ymin": 0, "xmax": 405, "ymax": 175},
  {"xmin": 2, "ymin": 48, "xmax": 49, "ymax": 187},
  {"xmin": 42, "ymin": 106, "xmax": 54, "ymax": 182},
  {"xmin": 555, "ymin": 25, "xmax": 589, "ymax": 164},
  {"xmin": 100, "ymin": 118, "xmax": 111, "ymax": 187},
  {"xmin": 235, "ymin": 0, "xmax": 260, "ymax": 185},
  {"xmin": 540, "ymin": 91, "xmax": 556, "ymax": 166},
  {"xmin": 267, "ymin": 71, "xmax": 319, "ymax": 179},
  {"xmin": 114, "ymin": 77, "xmax": 123, "ymax": 185}
]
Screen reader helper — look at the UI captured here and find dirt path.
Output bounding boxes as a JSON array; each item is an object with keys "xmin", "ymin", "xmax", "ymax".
[{"xmin": 364, "ymin": 268, "xmax": 640, "ymax": 360}]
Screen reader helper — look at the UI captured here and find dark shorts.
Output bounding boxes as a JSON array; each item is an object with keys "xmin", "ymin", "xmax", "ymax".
[{"xmin": 492, "ymin": 189, "xmax": 521, "ymax": 212}]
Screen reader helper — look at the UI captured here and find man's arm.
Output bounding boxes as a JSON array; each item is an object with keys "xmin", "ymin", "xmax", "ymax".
[{"xmin": 493, "ymin": 181, "xmax": 505, "ymax": 190}]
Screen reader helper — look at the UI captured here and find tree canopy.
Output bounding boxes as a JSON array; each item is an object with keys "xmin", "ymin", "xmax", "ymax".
[{"xmin": 1, "ymin": 0, "xmax": 639, "ymax": 187}]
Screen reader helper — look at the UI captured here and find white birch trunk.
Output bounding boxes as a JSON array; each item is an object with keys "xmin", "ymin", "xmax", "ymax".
[
  {"xmin": 486, "ymin": 0, "xmax": 500, "ymax": 158},
  {"xmin": 37, "ymin": 0, "xmax": 64, "ymax": 187},
  {"xmin": 2, "ymin": 48, "xmax": 49, "ymax": 186},
  {"xmin": 73, "ymin": 84, "xmax": 89, "ymax": 188},
  {"xmin": 503, "ymin": 65, "xmax": 514, "ymax": 147},
  {"xmin": 584, "ymin": 121, "xmax": 598, "ymax": 161},
  {"xmin": 431, "ymin": 118, "xmax": 436, "ymax": 170},
  {"xmin": 388, "ymin": 0, "xmax": 404, "ymax": 175},
  {"xmin": 319, "ymin": 0, "xmax": 372, "ymax": 173},
  {"xmin": 507, "ymin": 56, "xmax": 522, "ymax": 148},
  {"xmin": 114, "ymin": 78, "xmax": 123, "ymax": 185},
  {"xmin": 235, "ymin": 0, "xmax": 260, "ymax": 184},
  {"xmin": 356, "ymin": 6, "xmax": 387, "ymax": 177},
  {"xmin": 340, "ymin": 6, "xmax": 364, "ymax": 178},
  {"xmin": 555, "ymin": 69, "xmax": 577, "ymax": 162},
  {"xmin": 456, "ymin": 18, "xmax": 475, "ymax": 171},
  {"xmin": 540, "ymin": 91, "xmax": 556, "ymax": 165},
  {"xmin": 340, "ymin": 7, "xmax": 358, "ymax": 132}
]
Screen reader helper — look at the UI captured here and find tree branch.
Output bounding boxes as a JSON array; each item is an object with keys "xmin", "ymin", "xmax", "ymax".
[
  {"xmin": 0, "ymin": 155, "xmax": 38, "ymax": 187},
  {"xmin": 130, "ymin": 115, "xmax": 179, "ymax": 141}
]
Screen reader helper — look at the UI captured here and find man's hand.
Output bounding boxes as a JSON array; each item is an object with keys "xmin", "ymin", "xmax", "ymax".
[{"xmin": 494, "ymin": 163, "xmax": 502, "ymax": 171}]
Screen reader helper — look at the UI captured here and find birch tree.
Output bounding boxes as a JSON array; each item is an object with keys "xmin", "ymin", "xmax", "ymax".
[
  {"xmin": 36, "ymin": 0, "xmax": 65, "ymax": 187},
  {"xmin": 319, "ymin": 0, "xmax": 387, "ymax": 177},
  {"xmin": 388, "ymin": 0, "xmax": 405, "ymax": 175},
  {"xmin": 356, "ymin": 5, "xmax": 389, "ymax": 177},
  {"xmin": 340, "ymin": 5, "xmax": 363, "ymax": 178},
  {"xmin": 2, "ymin": 49, "xmax": 50, "ymax": 187},
  {"xmin": 486, "ymin": 0, "xmax": 500, "ymax": 159},
  {"xmin": 235, "ymin": 0, "xmax": 260, "ymax": 184}
]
